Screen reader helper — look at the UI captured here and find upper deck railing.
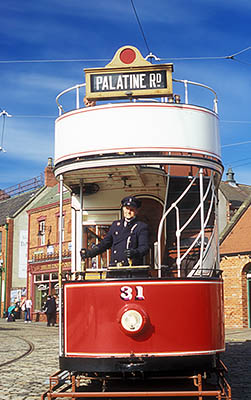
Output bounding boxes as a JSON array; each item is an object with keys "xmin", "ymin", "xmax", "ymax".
[{"xmin": 55, "ymin": 79, "xmax": 218, "ymax": 116}]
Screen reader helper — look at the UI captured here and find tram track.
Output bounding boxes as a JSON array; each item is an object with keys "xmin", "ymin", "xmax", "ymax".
[{"xmin": 0, "ymin": 335, "xmax": 35, "ymax": 368}]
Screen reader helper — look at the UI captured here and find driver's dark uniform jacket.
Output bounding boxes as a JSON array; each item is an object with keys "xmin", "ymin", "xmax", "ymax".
[{"xmin": 87, "ymin": 217, "xmax": 149, "ymax": 266}]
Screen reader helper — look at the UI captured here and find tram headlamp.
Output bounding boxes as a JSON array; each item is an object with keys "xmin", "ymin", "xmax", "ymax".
[
  {"xmin": 118, "ymin": 305, "xmax": 148, "ymax": 335},
  {"xmin": 121, "ymin": 309, "xmax": 143, "ymax": 333}
]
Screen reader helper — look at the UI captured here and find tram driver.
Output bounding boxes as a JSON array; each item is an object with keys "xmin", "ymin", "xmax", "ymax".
[{"xmin": 80, "ymin": 196, "xmax": 149, "ymax": 267}]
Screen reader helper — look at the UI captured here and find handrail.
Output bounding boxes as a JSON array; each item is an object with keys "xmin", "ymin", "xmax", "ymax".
[
  {"xmin": 173, "ymin": 78, "xmax": 218, "ymax": 114},
  {"xmin": 55, "ymin": 79, "xmax": 218, "ymax": 115},
  {"xmin": 56, "ymin": 83, "xmax": 86, "ymax": 116},
  {"xmin": 179, "ymin": 174, "xmax": 214, "ymax": 266},
  {"xmin": 157, "ymin": 171, "xmax": 217, "ymax": 278},
  {"xmin": 157, "ymin": 172, "xmax": 199, "ymax": 276}
]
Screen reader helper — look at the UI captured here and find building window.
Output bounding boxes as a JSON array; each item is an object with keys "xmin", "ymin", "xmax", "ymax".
[
  {"xmin": 51, "ymin": 272, "xmax": 58, "ymax": 281},
  {"xmin": 34, "ymin": 274, "xmax": 42, "ymax": 282},
  {"xmin": 38, "ymin": 220, "xmax": 45, "ymax": 245},
  {"xmin": 34, "ymin": 273, "xmax": 60, "ymax": 311}
]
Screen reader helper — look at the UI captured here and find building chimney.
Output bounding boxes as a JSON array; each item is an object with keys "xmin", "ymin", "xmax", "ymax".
[
  {"xmin": 44, "ymin": 157, "xmax": 57, "ymax": 187},
  {"xmin": 226, "ymin": 167, "xmax": 237, "ymax": 186}
]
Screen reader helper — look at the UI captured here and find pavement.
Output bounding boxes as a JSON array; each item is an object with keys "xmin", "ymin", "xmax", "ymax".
[{"xmin": 0, "ymin": 319, "xmax": 250, "ymax": 400}]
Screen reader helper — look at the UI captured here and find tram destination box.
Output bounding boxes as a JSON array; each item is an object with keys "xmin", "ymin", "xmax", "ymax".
[{"xmin": 84, "ymin": 45, "xmax": 173, "ymax": 101}]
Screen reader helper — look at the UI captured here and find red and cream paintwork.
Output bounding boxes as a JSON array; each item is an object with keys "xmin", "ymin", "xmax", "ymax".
[
  {"xmin": 64, "ymin": 279, "xmax": 224, "ymax": 358},
  {"xmin": 55, "ymin": 103, "xmax": 220, "ymax": 169}
]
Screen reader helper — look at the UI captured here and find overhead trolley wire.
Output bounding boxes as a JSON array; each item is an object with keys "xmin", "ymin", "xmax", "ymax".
[
  {"xmin": 226, "ymin": 156, "xmax": 251, "ymax": 167},
  {"xmin": 226, "ymin": 46, "xmax": 251, "ymax": 58},
  {"xmin": 222, "ymin": 140, "xmax": 251, "ymax": 148},
  {"xmin": 130, "ymin": 0, "xmax": 151, "ymax": 55},
  {"xmin": 0, "ymin": 46, "xmax": 251, "ymax": 64},
  {"xmin": 0, "ymin": 58, "xmax": 110, "ymax": 64},
  {"xmin": 160, "ymin": 47, "xmax": 251, "ymax": 62}
]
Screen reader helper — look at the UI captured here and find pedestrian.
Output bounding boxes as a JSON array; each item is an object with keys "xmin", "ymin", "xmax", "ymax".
[
  {"xmin": 44, "ymin": 295, "xmax": 57, "ymax": 327},
  {"xmin": 7, "ymin": 305, "xmax": 16, "ymax": 322},
  {"xmin": 80, "ymin": 196, "xmax": 149, "ymax": 266},
  {"xmin": 21, "ymin": 298, "xmax": 32, "ymax": 323},
  {"xmin": 13, "ymin": 301, "xmax": 21, "ymax": 319}
]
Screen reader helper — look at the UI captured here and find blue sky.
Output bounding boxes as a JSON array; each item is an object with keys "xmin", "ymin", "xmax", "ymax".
[{"xmin": 1, "ymin": 0, "xmax": 251, "ymax": 188}]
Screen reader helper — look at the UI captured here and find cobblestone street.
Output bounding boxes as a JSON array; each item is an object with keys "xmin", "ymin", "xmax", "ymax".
[
  {"xmin": 0, "ymin": 320, "xmax": 58, "ymax": 400},
  {"xmin": 0, "ymin": 319, "xmax": 251, "ymax": 399},
  {"xmin": 222, "ymin": 329, "xmax": 251, "ymax": 400}
]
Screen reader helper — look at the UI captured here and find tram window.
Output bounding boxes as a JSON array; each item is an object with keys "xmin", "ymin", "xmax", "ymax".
[
  {"xmin": 99, "ymin": 225, "xmax": 110, "ymax": 238},
  {"xmin": 83, "ymin": 224, "xmax": 111, "ymax": 268},
  {"xmin": 86, "ymin": 226, "xmax": 96, "ymax": 244}
]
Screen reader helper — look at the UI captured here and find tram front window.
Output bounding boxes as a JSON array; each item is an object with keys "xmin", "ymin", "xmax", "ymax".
[{"xmin": 83, "ymin": 225, "xmax": 111, "ymax": 268}]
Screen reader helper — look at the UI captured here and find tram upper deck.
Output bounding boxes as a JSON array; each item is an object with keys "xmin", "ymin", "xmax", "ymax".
[{"xmin": 54, "ymin": 46, "xmax": 222, "ymax": 188}]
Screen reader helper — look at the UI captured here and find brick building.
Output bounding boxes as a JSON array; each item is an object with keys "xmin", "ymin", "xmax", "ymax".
[
  {"xmin": 0, "ymin": 158, "xmax": 62, "ymax": 317},
  {"xmin": 27, "ymin": 183, "xmax": 71, "ymax": 319},
  {"xmin": 0, "ymin": 186, "xmax": 45, "ymax": 316},
  {"xmin": 219, "ymin": 169, "xmax": 251, "ymax": 328}
]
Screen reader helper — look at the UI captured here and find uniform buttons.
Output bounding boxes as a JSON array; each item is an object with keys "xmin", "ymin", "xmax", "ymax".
[
  {"xmin": 114, "ymin": 250, "xmax": 117, "ymax": 254},
  {"xmin": 114, "ymin": 259, "xmax": 118, "ymax": 263},
  {"xmin": 115, "ymin": 231, "xmax": 119, "ymax": 235}
]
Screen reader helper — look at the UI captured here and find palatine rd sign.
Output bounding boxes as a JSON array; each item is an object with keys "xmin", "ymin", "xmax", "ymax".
[{"xmin": 84, "ymin": 46, "xmax": 173, "ymax": 101}]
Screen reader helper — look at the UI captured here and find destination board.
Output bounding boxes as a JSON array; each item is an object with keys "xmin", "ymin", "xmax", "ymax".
[
  {"xmin": 90, "ymin": 70, "xmax": 167, "ymax": 93},
  {"xmin": 84, "ymin": 46, "xmax": 173, "ymax": 101}
]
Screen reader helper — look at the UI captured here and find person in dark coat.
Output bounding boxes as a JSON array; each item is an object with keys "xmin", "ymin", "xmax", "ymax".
[
  {"xmin": 44, "ymin": 295, "xmax": 57, "ymax": 326},
  {"xmin": 80, "ymin": 196, "xmax": 149, "ymax": 266}
]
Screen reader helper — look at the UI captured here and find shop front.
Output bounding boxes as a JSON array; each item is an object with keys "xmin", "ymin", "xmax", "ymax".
[{"xmin": 28, "ymin": 255, "xmax": 71, "ymax": 322}]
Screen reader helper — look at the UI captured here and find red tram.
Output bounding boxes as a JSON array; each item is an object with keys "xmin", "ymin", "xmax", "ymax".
[{"xmin": 42, "ymin": 46, "xmax": 231, "ymax": 399}]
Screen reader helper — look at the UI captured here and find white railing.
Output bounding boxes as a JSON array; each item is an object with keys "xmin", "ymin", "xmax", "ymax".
[
  {"xmin": 157, "ymin": 170, "xmax": 218, "ymax": 278},
  {"xmin": 55, "ymin": 79, "xmax": 218, "ymax": 115},
  {"xmin": 56, "ymin": 83, "xmax": 86, "ymax": 116},
  {"xmin": 173, "ymin": 79, "xmax": 218, "ymax": 114}
]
